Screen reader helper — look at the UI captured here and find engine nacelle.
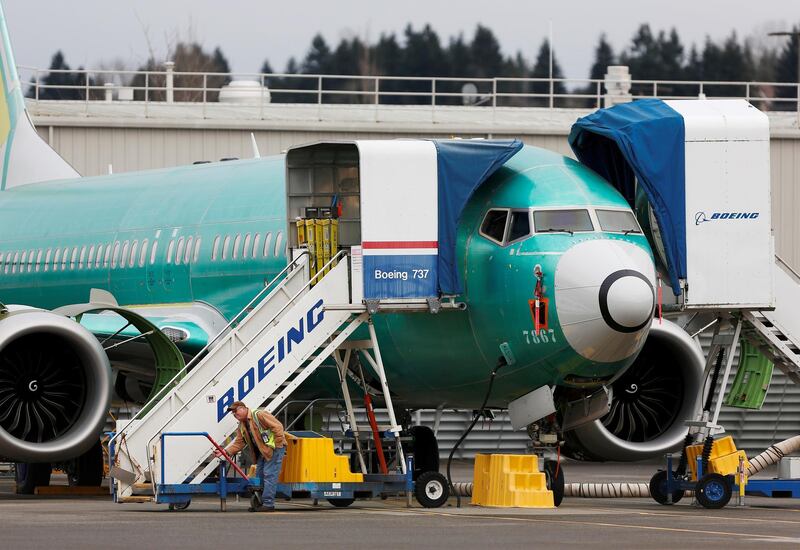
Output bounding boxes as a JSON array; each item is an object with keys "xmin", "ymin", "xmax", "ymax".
[
  {"xmin": 0, "ymin": 310, "xmax": 111, "ymax": 462},
  {"xmin": 564, "ymin": 318, "xmax": 704, "ymax": 461}
]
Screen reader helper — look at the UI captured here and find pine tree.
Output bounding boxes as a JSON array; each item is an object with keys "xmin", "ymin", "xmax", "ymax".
[
  {"xmin": 470, "ymin": 25, "xmax": 503, "ymax": 78},
  {"xmin": 588, "ymin": 34, "xmax": 616, "ymax": 80},
  {"xmin": 303, "ymin": 34, "xmax": 333, "ymax": 74},
  {"xmin": 774, "ymin": 27, "xmax": 800, "ymax": 109},
  {"xmin": 29, "ymin": 51, "xmax": 94, "ymax": 100},
  {"xmin": 530, "ymin": 39, "xmax": 566, "ymax": 106}
]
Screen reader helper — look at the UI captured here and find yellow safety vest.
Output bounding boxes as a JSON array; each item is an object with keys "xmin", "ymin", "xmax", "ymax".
[{"xmin": 240, "ymin": 410, "xmax": 276, "ymax": 450}]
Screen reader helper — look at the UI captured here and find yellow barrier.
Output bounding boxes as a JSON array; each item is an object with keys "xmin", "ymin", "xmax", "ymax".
[
  {"xmin": 685, "ymin": 435, "xmax": 750, "ymax": 479},
  {"xmin": 279, "ymin": 435, "xmax": 363, "ymax": 483},
  {"xmin": 471, "ymin": 454, "xmax": 553, "ymax": 508}
]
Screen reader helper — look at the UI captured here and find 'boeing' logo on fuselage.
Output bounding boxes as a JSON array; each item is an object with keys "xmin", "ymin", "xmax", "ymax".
[
  {"xmin": 216, "ymin": 299, "xmax": 325, "ymax": 421},
  {"xmin": 695, "ymin": 211, "xmax": 759, "ymax": 225}
]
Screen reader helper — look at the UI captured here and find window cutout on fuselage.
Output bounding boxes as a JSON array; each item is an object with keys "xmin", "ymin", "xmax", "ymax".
[
  {"xmin": 274, "ymin": 232, "xmax": 283, "ymax": 258},
  {"xmin": 193, "ymin": 238, "xmax": 201, "ymax": 263},
  {"xmin": 211, "ymin": 236, "xmax": 220, "ymax": 261},
  {"xmin": 222, "ymin": 236, "xmax": 231, "ymax": 260},
  {"xmin": 480, "ymin": 209, "xmax": 509, "ymax": 245},
  {"xmin": 508, "ymin": 211, "xmax": 531, "ymax": 243},
  {"xmin": 233, "ymin": 234, "xmax": 241, "ymax": 260},
  {"xmin": 130, "ymin": 241, "xmax": 139, "ymax": 268},
  {"xmin": 139, "ymin": 240, "xmax": 148, "ymax": 267}
]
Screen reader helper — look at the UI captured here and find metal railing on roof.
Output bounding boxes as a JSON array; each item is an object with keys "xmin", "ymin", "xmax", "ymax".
[{"xmin": 17, "ymin": 65, "xmax": 800, "ymax": 116}]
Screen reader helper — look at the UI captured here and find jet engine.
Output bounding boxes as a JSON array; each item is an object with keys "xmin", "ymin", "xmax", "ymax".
[
  {"xmin": 0, "ymin": 310, "xmax": 111, "ymax": 462},
  {"xmin": 563, "ymin": 318, "xmax": 704, "ymax": 461}
]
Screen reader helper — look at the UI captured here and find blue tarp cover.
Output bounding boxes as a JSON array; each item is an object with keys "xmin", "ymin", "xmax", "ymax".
[
  {"xmin": 568, "ymin": 99, "xmax": 686, "ymax": 295},
  {"xmin": 433, "ymin": 139, "xmax": 523, "ymax": 295}
]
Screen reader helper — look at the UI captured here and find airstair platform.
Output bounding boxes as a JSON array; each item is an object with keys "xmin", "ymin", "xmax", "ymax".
[{"xmin": 110, "ymin": 252, "xmax": 396, "ymax": 500}]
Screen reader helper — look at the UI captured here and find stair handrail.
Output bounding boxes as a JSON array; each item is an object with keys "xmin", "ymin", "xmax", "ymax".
[
  {"xmin": 272, "ymin": 397, "xmax": 346, "ymax": 430},
  {"xmin": 775, "ymin": 254, "xmax": 800, "ymax": 283},
  {"xmin": 109, "ymin": 251, "xmax": 308, "ymax": 450},
  {"xmin": 140, "ymin": 250, "xmax": 350, "ymax": 481}
]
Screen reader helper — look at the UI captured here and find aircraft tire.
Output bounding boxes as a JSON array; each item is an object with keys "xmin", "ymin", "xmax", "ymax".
[
  {"xmin": 15, "ymin": 462, "xmax": 51, "ymax": 494},
  {"xmin": 67, "ymin": 439, "xmax": 103, "ymax": 487},
  {"xmin": 409, "ymin": 425, "xmax": 439, "ymax": 481},
  {"xmin": 544, "ymin": 460, "xmax": 565, "ymax": 507}
]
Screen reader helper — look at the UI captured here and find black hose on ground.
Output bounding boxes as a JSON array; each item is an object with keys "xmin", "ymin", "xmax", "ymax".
[{"xmin": 446, "ymin": 357, "xmax": 507, "ymax": 508}]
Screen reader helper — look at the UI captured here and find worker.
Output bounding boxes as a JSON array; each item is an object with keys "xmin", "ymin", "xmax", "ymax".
[{"xmin": 214, "ymin": 401, "xmax": 288, "ymax": 512}]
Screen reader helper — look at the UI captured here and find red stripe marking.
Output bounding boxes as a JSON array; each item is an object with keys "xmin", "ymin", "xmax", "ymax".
[{"xmin": 362, "ymin": 241, "xmax": 438, "ymax": 249}]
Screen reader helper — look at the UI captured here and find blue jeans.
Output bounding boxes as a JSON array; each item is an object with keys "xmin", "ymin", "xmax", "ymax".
[{"xmin": 255, "ymin": 447, "xmax": 285, "ymax": 508}]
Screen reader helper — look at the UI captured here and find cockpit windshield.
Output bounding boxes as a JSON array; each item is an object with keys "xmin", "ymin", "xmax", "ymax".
[
  {"xmin": 533, "ymin": 209, "xmax": 593, "ymax": 234},
  {"xmin": 596, "ymin": 209, "xmax": 642, "ymax": 234}
]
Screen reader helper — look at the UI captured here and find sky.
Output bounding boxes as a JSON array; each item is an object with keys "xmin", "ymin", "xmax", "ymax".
[{"xmin": 4, "ymin": 1, "xmax": 799, "ymax": 80}]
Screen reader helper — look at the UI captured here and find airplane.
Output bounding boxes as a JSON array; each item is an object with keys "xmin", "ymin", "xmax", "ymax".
[{"xmin": 0, "ymin": 3, "xmax": 704, "ymax": 495}]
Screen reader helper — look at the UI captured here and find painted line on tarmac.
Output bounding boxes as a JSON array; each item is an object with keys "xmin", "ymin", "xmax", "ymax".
[
  {"xmin": 336, "ymin": 507, "xmax": 800, "ymax": 542},
  {"xmin": 634, "ymin": 510, "xmax": 800, "ymax": 525}
]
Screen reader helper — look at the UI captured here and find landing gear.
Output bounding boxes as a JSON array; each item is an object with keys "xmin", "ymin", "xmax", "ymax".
[
  {"xmin": 543, "ymin": 460, "xmax": 565, "ymax": 507},
  {"xmin": 408, "ymin": 425, "xmax": 439, "ymax": 481},
  {"xmin": 67, "ymin": 440, "xmax": 103, "ymax": 487},
  {"xmin": 527, "ymin": 415, "xmax": 566, "ymax": 507},
  {"xmin": 15, "ymin": 462, "xmax": 51, "ymax": 494},
  {"xmin": 415, "ymin": 471, "xmax": 449, "ymax": 508}
]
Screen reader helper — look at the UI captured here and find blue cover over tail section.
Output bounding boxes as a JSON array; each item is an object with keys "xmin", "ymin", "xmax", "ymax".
[
  {"xmin": 434, "ymin": 139, "xmax": 523, "ymax": 295},
  {"xmin": 568, "ymin": 99, "xmax": 686, "ymax": 295}
]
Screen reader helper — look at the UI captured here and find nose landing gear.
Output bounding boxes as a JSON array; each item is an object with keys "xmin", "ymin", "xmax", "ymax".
[{"xmin": 527, "ymin": 414, "xmax": 565, "ymax": 507}]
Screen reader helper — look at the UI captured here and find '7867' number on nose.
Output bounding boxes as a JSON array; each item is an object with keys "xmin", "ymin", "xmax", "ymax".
[{"xmin": 522, "ymin": 329, "xmax": 556, "ymax": 345}]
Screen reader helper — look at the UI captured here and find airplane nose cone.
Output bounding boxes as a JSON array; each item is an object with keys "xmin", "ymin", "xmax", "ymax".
[
  {"xmin": 599, "ymin": 270, "xmax": 655, "ymax": 333},
  {"xmin": 554, "ymin": 240, "xmax": 656, "ymax": 363}
]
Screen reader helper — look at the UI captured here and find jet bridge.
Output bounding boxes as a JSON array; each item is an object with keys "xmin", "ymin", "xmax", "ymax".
[
  {"xmin": 108, "ymin": 139, "xmax": 522, "ymax": 506},
  {"xmin": 569, "ymin": 99, "xmax": 800, "ymax": 439},
  {"xmin": 286, "ymin": 139, "xmax": 521, "ymax": 309}
]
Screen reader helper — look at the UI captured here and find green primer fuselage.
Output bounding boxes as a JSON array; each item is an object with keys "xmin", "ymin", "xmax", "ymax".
[{"xmin": 0, "ymin": 146, "xmax": 651, "ymax": 408}]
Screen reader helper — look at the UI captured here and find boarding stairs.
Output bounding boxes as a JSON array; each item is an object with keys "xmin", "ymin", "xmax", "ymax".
[
  {"xmin": 111, "ymin": 251, "xmax": 375, "ymax": 501},
  {"xmin": 740, "ymin": 256, "xmax": 800, "ymax": 386},
  {"xmin": 685, "ymin": 256, "xmax": 800, "ymax": 439}
]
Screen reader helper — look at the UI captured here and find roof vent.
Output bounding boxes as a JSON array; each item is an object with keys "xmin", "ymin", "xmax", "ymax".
[{"xmin": 218, "ymin": 80, "xmax": 271, "ymax": 104}]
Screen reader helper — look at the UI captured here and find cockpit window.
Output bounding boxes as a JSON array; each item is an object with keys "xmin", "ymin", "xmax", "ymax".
[
  {"xmin": 596, "ymin": 209, "xmax": 642, "ymax": 234},
  {"xmin": 533, "ymin": 209, "xmax": 593, "ymax": 234},
  {"xmin": 507, "ymin": 211, "xmax": 531, "ymax": 243},
  {"xmin": 480, "ymin": 209, "xmax": 508, "ymax": 244}
]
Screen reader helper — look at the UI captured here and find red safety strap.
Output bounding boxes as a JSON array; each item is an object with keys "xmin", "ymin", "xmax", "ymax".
[{"xmin": 364, "ymin": 394, "xmax": 388, "ymax": 474}]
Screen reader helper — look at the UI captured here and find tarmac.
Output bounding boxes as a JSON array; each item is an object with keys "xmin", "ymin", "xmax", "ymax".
[{"xmin": 1, "ymin": 460, "xmax": 799, "ymax": 549}]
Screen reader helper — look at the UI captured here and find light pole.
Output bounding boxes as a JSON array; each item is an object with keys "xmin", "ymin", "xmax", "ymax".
[{"xmin": 768, "ymin": 31, "xmax": 800, "ymax": 125}]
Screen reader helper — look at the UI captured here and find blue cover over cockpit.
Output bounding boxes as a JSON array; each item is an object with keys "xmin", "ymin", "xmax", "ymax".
[
  {"xmin": 567, "ymin": 99, "xmax": 685, "ymax": 295},
  {"xmin": 433, "ymin": 139, "xmax": 523, "ymax": 295}
]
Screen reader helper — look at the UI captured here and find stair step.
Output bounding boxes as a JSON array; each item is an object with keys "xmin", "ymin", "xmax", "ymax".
[{"xmin": 118, "ymin": 496, "xmax": 154, "ymax": 504}]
